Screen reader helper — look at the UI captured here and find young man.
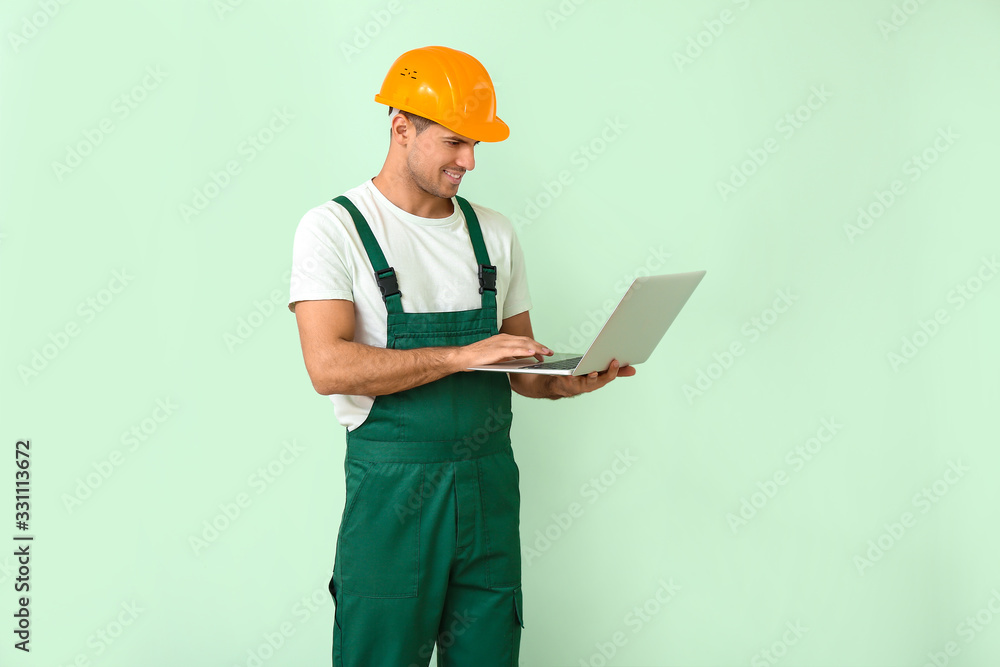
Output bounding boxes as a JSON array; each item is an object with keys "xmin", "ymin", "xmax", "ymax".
[{"xmin": 288, "ymin": 45, "xmax": 634, "ymax": 666}]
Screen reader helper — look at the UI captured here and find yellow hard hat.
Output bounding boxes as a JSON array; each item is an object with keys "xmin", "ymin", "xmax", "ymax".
[{"xmin": 374, "ymin": 46, "xmax": 509, "ymax": 142}]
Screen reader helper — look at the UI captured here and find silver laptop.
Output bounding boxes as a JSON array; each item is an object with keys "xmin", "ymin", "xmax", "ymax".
[{"xmin": 467, "ymin": 270, "xmax": 706, "ymax": 375}]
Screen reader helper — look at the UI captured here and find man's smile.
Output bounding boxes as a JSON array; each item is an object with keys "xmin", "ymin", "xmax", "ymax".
[{"xmin": 443, "ymin": 168, "xmax": 464, "ymax": 184}]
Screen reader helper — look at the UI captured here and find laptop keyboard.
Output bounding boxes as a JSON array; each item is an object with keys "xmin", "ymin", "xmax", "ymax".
[{"xmin": 523, "ymin": 356, "xmax": 583, "ymax": 370}]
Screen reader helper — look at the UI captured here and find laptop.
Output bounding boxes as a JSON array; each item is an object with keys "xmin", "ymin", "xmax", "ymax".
[{"xmin": 467, "ymin": 270, "xmax": 706, "ymax": 375}]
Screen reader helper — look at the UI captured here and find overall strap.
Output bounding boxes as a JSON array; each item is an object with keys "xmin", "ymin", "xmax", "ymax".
[
  {"xmin": 332, "ymin": 195, "xmax": 403, "ymax": 315},
  {"xmin": 332, "ymin": 194, "xmax": 498, "ymax": 314},
  {"xmin": 455, "ymin": 196, "xmax": 498, "ymax": 312}
]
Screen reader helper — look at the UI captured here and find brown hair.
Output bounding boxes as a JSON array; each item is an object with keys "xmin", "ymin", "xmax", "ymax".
[{"xmin": 389, "ymin": 108, "xmax": 435, "ymax": 136}]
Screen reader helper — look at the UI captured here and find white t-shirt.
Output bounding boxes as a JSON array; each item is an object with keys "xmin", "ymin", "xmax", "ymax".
[{"xmin": 288, "ymin": 178, "xmax": 533, "ymax": 431}]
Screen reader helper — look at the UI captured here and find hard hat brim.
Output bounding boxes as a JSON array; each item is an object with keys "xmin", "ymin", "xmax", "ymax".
[
  {"xmin": 443, "ymin": 115, "xmax": 509, "ymax": 143},
  {"xmin": 377, "ymin": 96, "xmax": 509, "ymax": 143}
]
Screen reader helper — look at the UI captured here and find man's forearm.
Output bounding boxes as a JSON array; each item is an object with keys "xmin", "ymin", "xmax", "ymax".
[{"xmin": 316, "ymin": 340, "xmax": 462, "ymax": 396}]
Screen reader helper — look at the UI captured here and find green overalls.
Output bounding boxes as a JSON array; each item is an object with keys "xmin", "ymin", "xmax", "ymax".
[{"xmin": 327, "ymin": 193, "xmax": 525, "ymax": 666}]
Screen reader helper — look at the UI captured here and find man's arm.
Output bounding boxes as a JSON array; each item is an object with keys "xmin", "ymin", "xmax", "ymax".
[
  {"xmin": 500, "ymin": 311, "xmax": 563, "ymax": 400},
  {"xmin": 294, "ymin": 299, "xmax": 553, "ymax": 396},
  {"xmin": 500, "ymin": 310, "xmax": 636, "ymax": 400}
]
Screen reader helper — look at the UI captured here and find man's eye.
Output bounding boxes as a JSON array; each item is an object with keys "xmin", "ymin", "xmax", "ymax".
[{"xmin": 447, "ymin": 141, "xmax": 459, "ymax": 146}]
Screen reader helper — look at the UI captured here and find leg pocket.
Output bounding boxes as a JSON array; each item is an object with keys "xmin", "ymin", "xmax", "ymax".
[
  {"xmin": 328, "ymin": 572, "xmax": 340, "ymax": 626},
  {"xmin": 511, "ymin": 586, "xmax": 524, "ymax": 665},
  {"xmin": 479, "ymin": 452, "xmax": 521, "ymax": 589},
  {"xmin": 338, "ymin": 460, "xmax": 422, "ymax": 598},
  {"xmin": 329, "ymin": 573, "xmax": 343, "ymax": 667}
]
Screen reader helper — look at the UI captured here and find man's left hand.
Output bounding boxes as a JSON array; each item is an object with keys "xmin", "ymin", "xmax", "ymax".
[{"xmin": 550, "ymin": 359, "xmax": 636, "ymax": 398}]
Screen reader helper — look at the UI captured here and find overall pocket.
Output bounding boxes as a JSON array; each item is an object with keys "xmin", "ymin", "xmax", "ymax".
[
  {"xmin": 337, "ymin": 459, "xmax": 422, "ymax": 598},
  {"xmin": 510, "ymin": 586, "xmax": 524, "ymax": 666}
]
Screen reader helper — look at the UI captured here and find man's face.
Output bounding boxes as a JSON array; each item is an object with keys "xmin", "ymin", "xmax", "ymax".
[{"xmin": 404, "ymin": 122, "xmax": 480, "ymax": 200}]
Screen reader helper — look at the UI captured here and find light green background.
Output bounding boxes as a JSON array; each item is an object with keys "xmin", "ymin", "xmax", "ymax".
[{"xmin": 2, "ymin": 0, "xmax": 999, "ymax": 665}]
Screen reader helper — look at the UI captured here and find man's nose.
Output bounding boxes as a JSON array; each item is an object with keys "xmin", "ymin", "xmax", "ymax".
[{"xmin": 455, "ymin": 145, "xmax": 475, "ymax": 172}]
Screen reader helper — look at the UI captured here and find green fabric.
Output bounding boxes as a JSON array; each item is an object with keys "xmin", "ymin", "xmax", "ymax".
[{"xmin": 327, "ymin": 193, "xmax": 523, "ymax": 666}]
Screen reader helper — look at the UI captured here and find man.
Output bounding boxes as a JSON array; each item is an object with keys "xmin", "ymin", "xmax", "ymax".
[{"xmin": 288, "ymin": 45, "xmax": 634, "ymax": 666}]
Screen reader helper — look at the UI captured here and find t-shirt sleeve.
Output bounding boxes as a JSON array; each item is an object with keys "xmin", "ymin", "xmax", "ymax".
[
  {"xmin": 503, "ymin": 225, "xmax": 533, "ymax": 319},
  {"xmin": 287, "ymin": 208, "xmax": 354, "ymax": 313}
]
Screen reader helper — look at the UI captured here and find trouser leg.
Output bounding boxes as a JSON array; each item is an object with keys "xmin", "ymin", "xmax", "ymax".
[
  {"xmin": 437, "ymin": 450, "xmax": 524, "ymax": 666},
  {"xmin": 330, "ymin": 460, "xmax": 456, "ymax": 666},
  {"xmin": 328, "ymin": 449, "xmax": 524, "ymax": 666},
  {"xmin": 435, "ymin": 581, "xmax": 523, "ymax": 666}
]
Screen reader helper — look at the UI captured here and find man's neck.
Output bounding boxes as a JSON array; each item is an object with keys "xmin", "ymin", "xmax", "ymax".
[{"xmin": 371, "ymin": 173, "xmax": 454, "ymax": 219}]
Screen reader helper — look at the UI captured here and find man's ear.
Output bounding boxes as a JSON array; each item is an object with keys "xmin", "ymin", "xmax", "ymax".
[{"xmin": 389, "ymin": 115, "xmax": 411, "ymax": 146}]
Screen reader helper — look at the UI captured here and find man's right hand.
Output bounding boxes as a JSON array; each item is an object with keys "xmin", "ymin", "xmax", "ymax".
[{"xmin": 453, "ymin": 334, "xmax": 553, "ymax": 371}]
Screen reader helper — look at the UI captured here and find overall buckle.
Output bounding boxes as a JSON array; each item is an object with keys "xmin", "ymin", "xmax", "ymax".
[
  {"xmin": 374, "ymin": 267, "xmax": 401, "ymax": 301},
  {"xmin": 478, "ymin": 264, "xmax": 497, "ymax": 294}
]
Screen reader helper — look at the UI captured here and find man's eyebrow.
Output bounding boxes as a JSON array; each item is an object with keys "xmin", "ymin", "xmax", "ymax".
[{"xmin": 444, "ymin": 135, "xmax": 480, "ymax": 145}]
